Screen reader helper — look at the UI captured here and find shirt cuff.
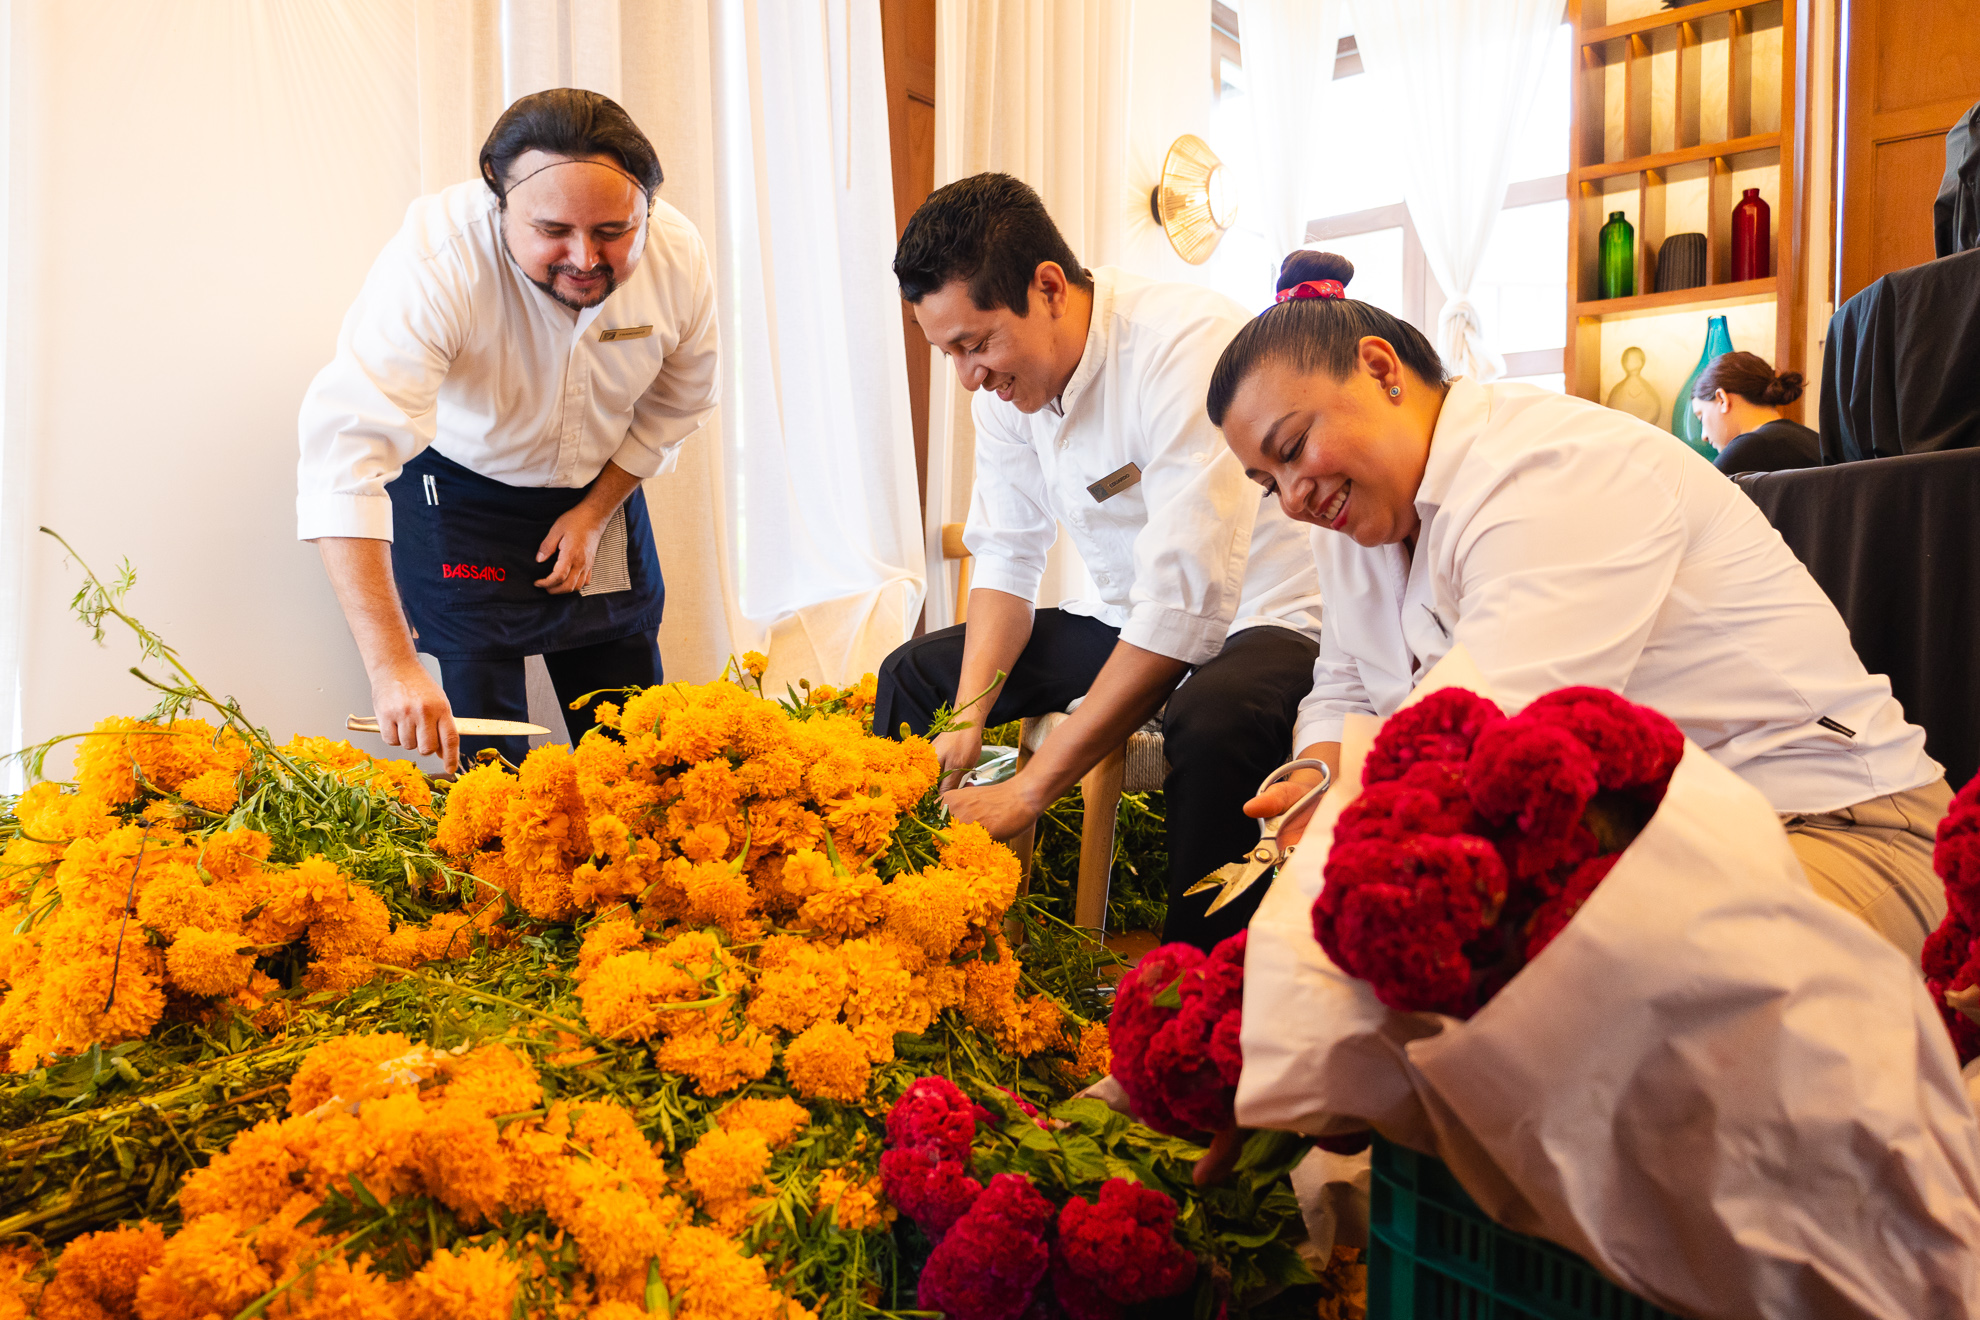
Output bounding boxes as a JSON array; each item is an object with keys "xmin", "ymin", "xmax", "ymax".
[
  {"xmin": 967, "ymin": 558, "xmax": 1045, "ymax": 605},
  {"xmin": 1293, "ymin": 711, "xmax": 1347, "ymax": 752},
  {"xmin": 1120, "ymin": 602, "xmax": 1226, "ymax": 665},
  {"xmin": 607, "ymin": 432, "xmax": 675, "ymax": 481},
  {"xmin": 298, "ymin": 492, "xmax": 394, "ymax": 542}
]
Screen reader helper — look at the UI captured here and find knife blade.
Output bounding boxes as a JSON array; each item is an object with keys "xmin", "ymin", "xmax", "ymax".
[{"xmin": 346, "ymin": 715, "xmax": 551, "ymax": 737}]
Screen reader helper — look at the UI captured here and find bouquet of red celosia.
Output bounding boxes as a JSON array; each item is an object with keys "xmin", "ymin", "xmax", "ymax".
[
  {"xmin": 1920, "ymin": 775, "xmax": 1980, "ymax": 1062},
  {"xmin": 881, "ymin": 1076, "xmax": 1199, "ymax": 1320},
  {"xmin": 1315, "ymin": 685, "xmax": 1681, "ymax": 1017},
  {"xmin": 1105, "ymin": 933, "xmax": 1246, "ymax": 1138}
]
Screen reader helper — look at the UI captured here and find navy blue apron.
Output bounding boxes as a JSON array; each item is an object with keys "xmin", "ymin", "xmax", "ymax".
[{"xmin": 385, "ymin": 447, "xmax": 664, "ymax": 661}]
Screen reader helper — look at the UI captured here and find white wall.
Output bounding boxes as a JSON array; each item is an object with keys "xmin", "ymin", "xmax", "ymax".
[{"xmin": 6, "ymin": 3, "xmax": 422, "ymax": 780}]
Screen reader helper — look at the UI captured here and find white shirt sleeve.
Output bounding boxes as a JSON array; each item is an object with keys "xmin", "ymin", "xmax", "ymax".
[
  {"xmin": 1294, "ymin": 621, "xmax": 1377, "ymax": 749},
  {"xmin": 961, "ymin": 394, "xmax": 1059, "ymax": 604},
  {"xmin": 614, "ymin": 224, "xmax": 721, "ymax": 479},
  {"xmin": 1448, "ymin": 437, "xmax": 1685, "ymax": 709},
  {"xmin": 1119, "ymin": 308, "xmax": 1258, "ymax": 662},
  {"xmin": 295, "ymin": 234, "xmax": 469, "ymax": 542}
]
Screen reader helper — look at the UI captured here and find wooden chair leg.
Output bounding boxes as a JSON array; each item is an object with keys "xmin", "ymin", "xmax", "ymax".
[{"xmin": 1075, "ymin": 745, "xmax": 1127, "ymax": 936}]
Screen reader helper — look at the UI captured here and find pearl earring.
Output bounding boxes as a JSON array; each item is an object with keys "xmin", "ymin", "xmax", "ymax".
[{"xmin": 1389, "ymin": 385, "xmax": 1402, "ymax": 398}]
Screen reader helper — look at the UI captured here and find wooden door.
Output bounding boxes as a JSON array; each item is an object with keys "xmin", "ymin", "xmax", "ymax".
[
  {"xmin": 881, "ymin": 0, "xmax": 937, "ymax": 512},
  {"xmin": 1838, "ymin": 0, "xmax": 1980, "ymax": 298}
]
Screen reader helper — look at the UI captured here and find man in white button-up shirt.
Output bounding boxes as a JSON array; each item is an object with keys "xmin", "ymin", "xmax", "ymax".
[
  {"xmin": 872, "ymin": 173, "xmax": 1325, "ymax": 949},
  {"xmin": 299, "ymin": 91, "xmax": 718, "ymax": 770}
]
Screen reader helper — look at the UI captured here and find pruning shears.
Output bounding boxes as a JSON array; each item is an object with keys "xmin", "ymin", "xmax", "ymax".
[{"xmin": 1183, "ymin": 758, "xmax": 1332, "ymax": 915}]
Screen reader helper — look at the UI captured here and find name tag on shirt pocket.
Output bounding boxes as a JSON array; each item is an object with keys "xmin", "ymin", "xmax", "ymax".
[
  {"xmin": 599, "ymin": 325, "xmax": 654, "ymax": 343},
  {"xmin": 1087, "ymin": 463, "xmax": 1142, "ymax": 503}
]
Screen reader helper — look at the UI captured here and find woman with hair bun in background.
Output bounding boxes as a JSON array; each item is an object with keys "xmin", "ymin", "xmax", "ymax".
[
  {"xmin": 1692, "ymin": 351, "xmax": 1821, "ymax": 475},
  {"xmin": 1210, "ymin": 248, "xmax": 1952, "ymax": 960}
]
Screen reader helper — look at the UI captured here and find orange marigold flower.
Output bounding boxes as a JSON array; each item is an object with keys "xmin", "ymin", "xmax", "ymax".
[
  {"xmin": 196, "ymin": 827, "xmax": 273, "ymax": 884},
  {"xmin": 783, "ymin": 1021, "xmax": 870, "ymax": 1103},
  {"xmin": 286, "ymin": 1032, "xmax": 424, "ymax": 1115},
  {"xmin": 42, "ymin": 952, "xmax": 164, "ymax": 1053},
  {"xmin": 132, "ymin": 1212, "xmax": 271, "ymax": 1319},
  {"xmin": 653, "ymin": 1023, "xmax": 774, "ymax": 1097},
  {"xmin": 716, "ymin": 1095, "xmax": 811, "ymax": 1149},
  {"xmin": 741, "ymin": 651, "xmax": 769, "ymax": 679},
  {"xmin": 683, "ymin": 1126, "xmax": 770, "ymax": 1231},
  {"xmin": 135, "ymin": 859, "xmax": 238, "ymax": 939},
  {"xmin": 1073, "ymin": 1021, "xmax": 1112, "ymax": 1078},
  {"xmin": 824, "ymin": 795, "xmax": 898, "ymax": 865},
  {"xmin": 400, "ymin": 1245, "xmax": 518, "ymax": 1320},
  {"xmin": 569, "ymin": 1103, "xmax": 670, "ymax": 1200},
  {"xmin": 39, "ymin": 1222, "xmax": 164, "ymax": 1320},
  {"xmin": 796, "ymin": 869, "xmax": 885, "ymax": 938},
  {"xmin": 12, "ymin": 782, "xmax": 115, "ymax": 843},
  {"xmin": 177, "ymin": 767, "xmax": 241, "ymax": 814},
  {"xmin": 814, "ymin": 1167, "xmax": 892, "ymax": 1232},
  {"xmin": 165, "ymin": 926, "xmax": 254, "ymax": 997},
  {"xmin": 746, "ymin": 939, "xmax": 849, "ymax": 1035},
  {"xmin": 304, "ymin": 880, "xmax": 391, "ymax": 959},
  {"xmin": 576, "ymin": 918, "xmax": 647, "ymax": 979},
  {"xmin": 678, "ymin": 821, "xmax": 731, "ymax": 864},
  {"xmin": 434, "ymin": 763, "xmax": 520, "ymax": 859},
  {"xmin": 657, "ymin": 1224, "xmax": 789, "ymax": 1320},
  {"xmin": 179, "ymin": 1116, "xmax": 305, "ymax": 1222}
]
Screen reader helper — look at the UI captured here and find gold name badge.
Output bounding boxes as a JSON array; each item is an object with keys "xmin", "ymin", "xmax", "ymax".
[
  {"xmin": 1086, "ymin": 462, "xmax": 1143, "ymax": 502},
  {"xmin": 599, "ymin": 325, "xmax": 654, "ymax": 343}
]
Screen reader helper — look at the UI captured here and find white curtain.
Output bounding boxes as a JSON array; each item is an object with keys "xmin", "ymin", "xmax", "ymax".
[
  {"xmin": 1351, "ymin": 0, "xmax": 1566, "ymax": 381},
  {"xmin": 711, "ymin": 0, "xmax": 925, "ymax": 690},
  {"xmin": 1238, "ymin": 0, "xmax": 1344, "ymax": 262},
  {"xmin": 923, "ymin": 0, "xmax": 1133, "ymax": 630},
  {"xmin": 0, "ymin": 0, "xmax": 921, "ymax": 786}
]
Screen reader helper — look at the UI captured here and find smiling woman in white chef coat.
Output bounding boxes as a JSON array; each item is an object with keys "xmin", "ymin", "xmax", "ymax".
[{"xmin": 1217, "ymin": 251, "xmax": 1952, "ymax": 960}]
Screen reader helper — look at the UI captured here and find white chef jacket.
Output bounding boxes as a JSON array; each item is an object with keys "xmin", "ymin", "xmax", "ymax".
[
  {"xmin": 1296, "ymin": 379, "xmax": 1940, "ymax": 814},
  {"xmin": 296, "ymin": 180, "xmax": 720, "ymax": 541},
  {"xmin": 965, "ymin": 267, "xmax": 1324, "ymax": 663}
]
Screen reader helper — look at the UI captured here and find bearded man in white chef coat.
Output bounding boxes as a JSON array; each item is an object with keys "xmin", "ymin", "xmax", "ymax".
[
  {"xmin": 298, "ymin": 89, "xmax": 718, "ymax": 771},
  {"xmin": 873, "ymin": 172, "xmax": 1325, "ymax": 951}
]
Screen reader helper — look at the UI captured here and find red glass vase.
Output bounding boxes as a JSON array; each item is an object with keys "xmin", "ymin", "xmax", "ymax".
[{"xmin": 1732, "ymin": 187, "xmax": 1770, "ymax": 281}]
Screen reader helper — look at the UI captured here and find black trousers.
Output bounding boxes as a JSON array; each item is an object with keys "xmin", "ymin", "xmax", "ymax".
[
  {"xmin": 435, "ymin": 630, "xmax": 663, "ymax": 764},
  {"xmin": 872, "ymin": 611, "xmax": 1319, "ymax": 950}
]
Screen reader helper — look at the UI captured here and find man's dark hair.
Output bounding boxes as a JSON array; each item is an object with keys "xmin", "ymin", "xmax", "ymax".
[
  {"xmin": 478, "ymin": 89, "xmax": 663, "ymax": 205},
  {"xmin": 894, "ymin": 172, "xmax": 1092, "ymax": 313}
]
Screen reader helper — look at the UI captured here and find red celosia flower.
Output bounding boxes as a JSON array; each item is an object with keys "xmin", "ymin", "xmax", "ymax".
[
  {"xmin": 1316, "ymin": 834, "xmax": 1508, "ymax": 1016},
  {"xmin": 1050, "ymin": 1249, "xmax": 1123, "ymax": 1320},
  {"xmin": 1362, "ymin": 688, "xmax": 1504, "ymax": 785},
  {"xmin": 1109, "ymin": 934, "xmax": 1247, "ymax": 1137},
  {"xmin": 1056, "ymin": 1179, "xmax": 1197, "ymax": 1305},
  {"xmin": 1934, "ymin": 778, "xmax": 1980, "ymax": 929},
  {"xmin": 886, "ymin": 1074, "xmax": 978, "ymax": 1162},
  {"xmin": 1522, "ymin": 686, "xmax": 1684, "ymax": 802},
  {"xmin": 1523, "ymin": 853, "xmax": 1619, "ymax": 959},
  {"xmin": 879, "ymin": 1146, "xmax": 982, "ymax": 1239},
  {"xmin": 1466, "ymin": 722, "xmax": 1600, "ymax": 878},
  {"xmin": 1923, "ymin": 911, "xmax": 1980, "ymax": 1064},
  {"xmin": 917, "ymin": 1173, "xmax": 1054, "ymax": 1320},
  {"xmin": 1334, "ymin": 760, "xmax": 1480, "ymax": 845}
]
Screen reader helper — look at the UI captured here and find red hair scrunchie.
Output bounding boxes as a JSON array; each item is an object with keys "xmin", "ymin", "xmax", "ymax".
[{"xmin": 1275, "ymin": 279, "xmax": 1346, "ymax": 303}]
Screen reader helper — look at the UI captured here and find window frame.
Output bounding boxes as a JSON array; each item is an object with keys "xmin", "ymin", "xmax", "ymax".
[{"xmin": 1211, "ymin": 17, "xmax": 1571, "ymax": 380}]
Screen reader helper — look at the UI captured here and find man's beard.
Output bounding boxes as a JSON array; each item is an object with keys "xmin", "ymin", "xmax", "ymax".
[
  {"xmin": 532, "ymin": 262, "xmax": 618, "ymax": 310},
  {"xmin": 500, "ymin": 225, "xmax": 618, "ymax": 310}
]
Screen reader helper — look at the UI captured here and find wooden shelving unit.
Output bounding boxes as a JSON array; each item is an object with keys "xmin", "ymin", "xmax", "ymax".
[{"xmin": 1564, "ymin": 0, "xmax": 1801, "ymax": 405}]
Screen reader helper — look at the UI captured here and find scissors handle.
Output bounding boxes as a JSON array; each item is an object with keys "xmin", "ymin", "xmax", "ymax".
[{"xmin": 1254, "ymin": 757, "xmax": 1332, "ymax": 853}]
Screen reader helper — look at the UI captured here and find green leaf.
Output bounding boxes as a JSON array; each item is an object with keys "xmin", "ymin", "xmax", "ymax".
[
  {"xmin": 1049, "ymin": 1097, "xmax": 1129, "ymax": 1142},
  {"xmin": 1052, "ymin": 1131, "xmax": 1109, "ymax": 1185},
  {"xmin": 1150, "ymin": 973, "xmax": 1187, "ymax": 1010}
]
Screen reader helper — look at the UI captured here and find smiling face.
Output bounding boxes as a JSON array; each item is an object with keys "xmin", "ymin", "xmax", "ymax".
[
  {"xmin": 497, "ymin": 150, "xmax": 649, "ymax": 310},
  {"xmin": 1219, "ymin": 339, "xmax": 1440, "ymax": 548},
  {"xmin": 910, "ymin": 263, "xmax": 1090, "ymax": 414}
]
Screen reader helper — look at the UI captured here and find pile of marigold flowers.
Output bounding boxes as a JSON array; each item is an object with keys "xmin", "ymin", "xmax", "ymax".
[{"xmin": 0, "ymin": 536, "xmax": 1325, "ymax": 1319}]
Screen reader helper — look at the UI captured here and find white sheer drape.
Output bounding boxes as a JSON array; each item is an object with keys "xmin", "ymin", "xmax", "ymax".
[
  {"xmin": 711, "ymin": 0, "xmax": 925, "ymax": 690},
  {"xmin": 1351, "ymin": 0, "xmax": 1566, "ymax": 381},
  {"xmin": 923, "ymin": 0, "xmax": 1132, "ymax": 630},
  {"xmin": 1238, "ymin": 0, "xmax": 1344, "ymax": 262}
]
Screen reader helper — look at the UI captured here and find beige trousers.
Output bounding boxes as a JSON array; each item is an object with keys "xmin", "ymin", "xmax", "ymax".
[{"xmin": 1782, "ymin": 779, "xmax": 1952, "ymax": 963}]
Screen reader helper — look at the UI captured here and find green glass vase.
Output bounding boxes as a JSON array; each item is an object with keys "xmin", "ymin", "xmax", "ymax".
[
  {"xmin": 1599, "ymin": 211, "xmax": 1635, "ymax": 299},
  {"xmin": 1671, "ymin": 314, "xmax": 1734, "ymax": 457}
]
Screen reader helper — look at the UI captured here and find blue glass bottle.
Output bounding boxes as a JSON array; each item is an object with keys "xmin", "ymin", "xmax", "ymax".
[{"xmin": 1671, "ymin": 314, "xmax": 1734, "ymax": 457}]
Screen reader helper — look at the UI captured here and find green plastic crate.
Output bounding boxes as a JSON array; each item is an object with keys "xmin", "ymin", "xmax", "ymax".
[{"xmin": 1368, "ymin": 1135, "xmax": 1685, "ymax": 1320}]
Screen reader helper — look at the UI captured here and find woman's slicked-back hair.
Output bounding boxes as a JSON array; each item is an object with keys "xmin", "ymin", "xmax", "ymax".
[
  {"xmin": 478, "ymin": 89, "xmax": 663, "ymax": 205},
  {"xmin": 893, "ymin": 172, "xmax": 1094, "ymax": 312},
  {"xmin": 1206, "ymin": 250, "xmax": 1448, "ymax": 428},
  {"xmin": 1692, "ymin": 350, "xmax": 1804, "ymax": 407}
]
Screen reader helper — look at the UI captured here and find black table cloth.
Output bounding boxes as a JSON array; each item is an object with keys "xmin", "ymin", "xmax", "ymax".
[
  {"xmin": 1818, "ymin": 247, "xmax": 1980, "ymax": 463},
  {"xmin": 1739, "ymin": 448, "xmax": 1980, "ymax": 794}
]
